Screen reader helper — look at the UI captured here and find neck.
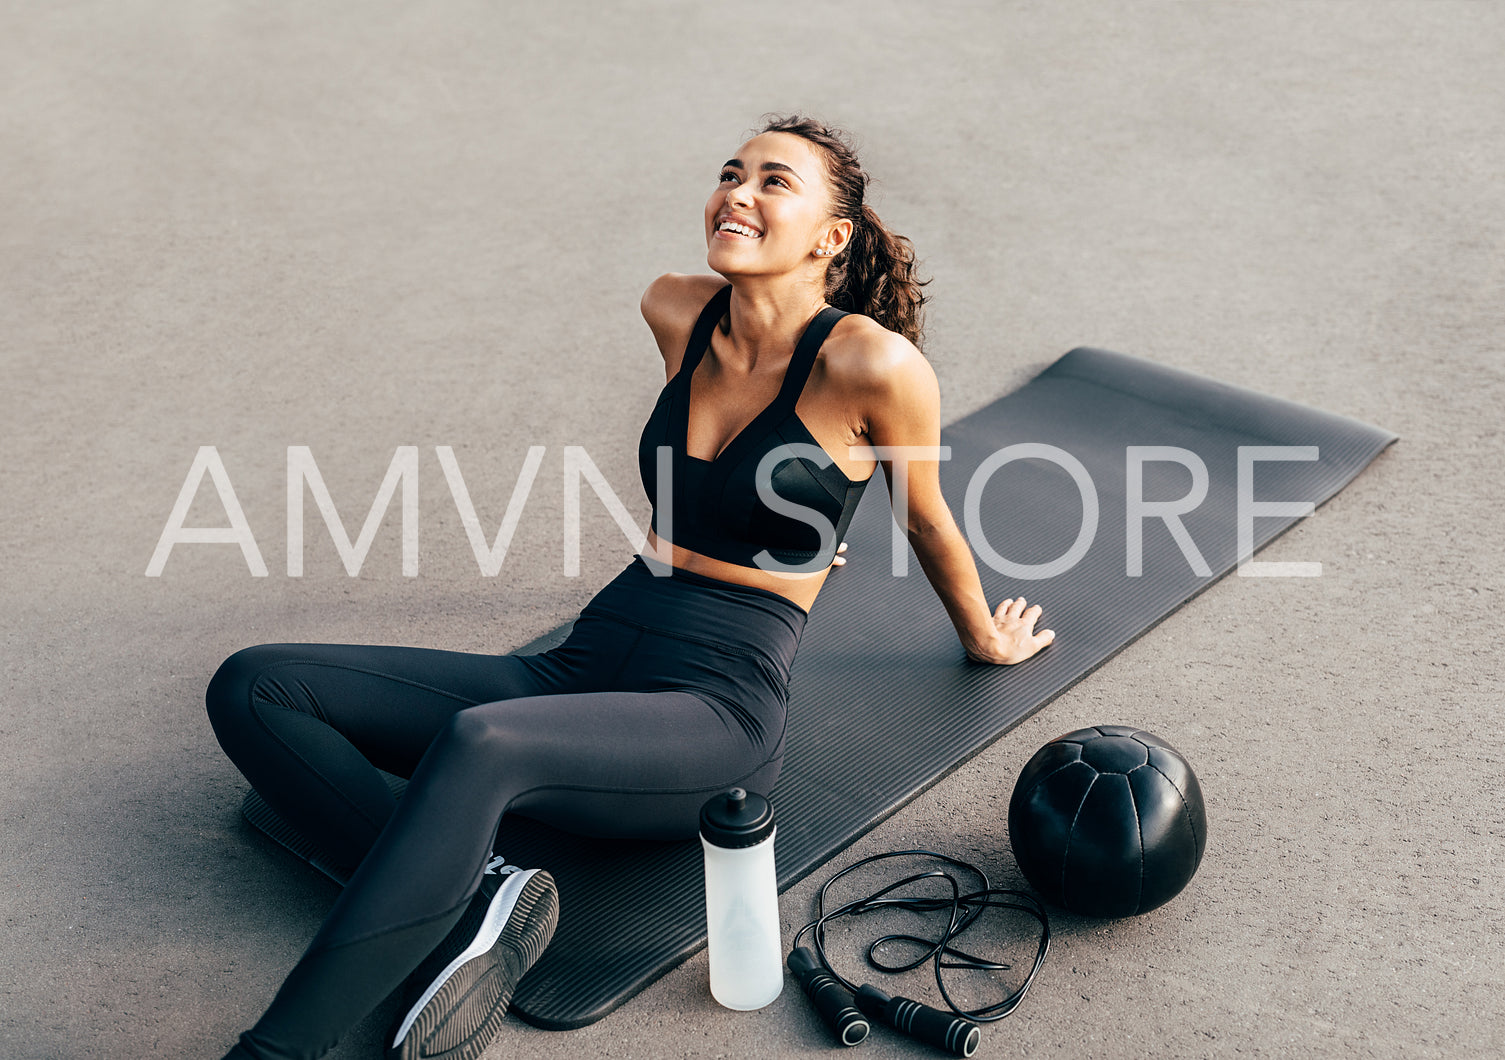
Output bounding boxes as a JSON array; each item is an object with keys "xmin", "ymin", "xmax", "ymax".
[{"xmin": 716, "ymin": 275, "xmax": 829, "ymax": 370}]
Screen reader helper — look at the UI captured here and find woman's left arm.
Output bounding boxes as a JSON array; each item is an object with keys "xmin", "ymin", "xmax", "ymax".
[{"xmin": 859, "ymin": 333, "xmax": 1055, "ymax": 666}]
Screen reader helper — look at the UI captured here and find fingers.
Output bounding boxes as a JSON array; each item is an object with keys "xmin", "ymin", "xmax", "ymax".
[
  {"xmin": 995, "ymin": 597, "xmax": 1037, "ymax": 621},
  {"xmin": 994, "ymin": 598, "xmax": 1053, "ymax": 653},
  {"xmin": 831, "ymin": 540, "xmax": 849, "ymax": 567},
  {"xmin": 986, "ymin": 592, "xmax": 1059, "ymax": 663}
]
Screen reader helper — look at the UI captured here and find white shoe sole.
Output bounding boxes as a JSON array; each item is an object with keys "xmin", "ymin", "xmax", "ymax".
[{"xmin": 389, "ymin": 868, "xmax": 559, "ymax": 1060}]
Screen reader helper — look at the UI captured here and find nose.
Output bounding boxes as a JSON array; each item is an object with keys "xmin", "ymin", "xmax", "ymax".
[{"xmin": 724, "ymin": 176, "xmax": 754, "ymax": 209}]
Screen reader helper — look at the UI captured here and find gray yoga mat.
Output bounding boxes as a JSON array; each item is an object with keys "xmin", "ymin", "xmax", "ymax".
[{"xmin": 241, "ymin": 346, "xmax": 1396, "ymax": 1029}]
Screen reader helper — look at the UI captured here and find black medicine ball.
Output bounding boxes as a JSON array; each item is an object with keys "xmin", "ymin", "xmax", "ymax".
[{"xmin": 1008, "ymin": 725, "xmax": 1206, "ymax": 918}]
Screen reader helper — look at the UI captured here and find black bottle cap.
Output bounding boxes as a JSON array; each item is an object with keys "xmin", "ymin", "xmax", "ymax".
[{"xmin": 699, "ymin": 787, "xmax": 775, "ymax": 849}]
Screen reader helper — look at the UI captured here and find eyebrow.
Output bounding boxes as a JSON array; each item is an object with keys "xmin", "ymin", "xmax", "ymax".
[{"xmin": 722, "ymin": 159, "xmax": 804, "ymax": 184}]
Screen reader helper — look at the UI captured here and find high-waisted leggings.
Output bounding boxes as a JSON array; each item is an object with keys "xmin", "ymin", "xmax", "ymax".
[{"xmin": 206, "ymin": 556, "xmax": 807, "ymax": 1060}]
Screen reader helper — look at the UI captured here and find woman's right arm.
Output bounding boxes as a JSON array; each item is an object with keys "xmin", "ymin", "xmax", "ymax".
[{"xmin": 640, "ymin": 273, "xmax": 727, "ymax": 379}]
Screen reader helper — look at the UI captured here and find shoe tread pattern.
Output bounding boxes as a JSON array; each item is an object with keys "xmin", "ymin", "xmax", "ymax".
[{"xmin": 391, "ymin": 872, "xmax": 559, "ymax": 1060}]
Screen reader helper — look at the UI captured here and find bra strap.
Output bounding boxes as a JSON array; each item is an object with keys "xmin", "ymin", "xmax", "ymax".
[
  {"xmin": 772, "ymin": 305, "xmax": 848, "ymax": 413},
  {"xmin": 675, "ymin": 284, "xmax": 733, "ymax": 382}
]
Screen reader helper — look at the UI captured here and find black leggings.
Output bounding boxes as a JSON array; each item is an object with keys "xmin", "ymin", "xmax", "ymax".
[{"xmin": 206, "ymin": 556, "xmax": 806, "ymax": 1060}]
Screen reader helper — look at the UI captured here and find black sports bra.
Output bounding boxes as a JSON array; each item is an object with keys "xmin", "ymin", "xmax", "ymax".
[{"xmin": 638, "ymin": 285, "xmax": 872, "ymax": 571}]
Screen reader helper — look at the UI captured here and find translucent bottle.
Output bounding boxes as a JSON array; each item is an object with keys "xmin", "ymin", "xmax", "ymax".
[{"xmin": 699, "ymin": 788, "xmax": 783, "ymax": 1010}]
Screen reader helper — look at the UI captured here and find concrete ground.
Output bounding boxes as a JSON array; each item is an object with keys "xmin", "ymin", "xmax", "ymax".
[{"xmin": 3, "ymin": 1, "xmax": 1501, "ymax": 1057}]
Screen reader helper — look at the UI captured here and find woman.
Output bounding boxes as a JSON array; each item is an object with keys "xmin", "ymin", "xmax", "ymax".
[{"xmin": 207, "ymin": 114, "xmax": 1054, "ymax": 1060}]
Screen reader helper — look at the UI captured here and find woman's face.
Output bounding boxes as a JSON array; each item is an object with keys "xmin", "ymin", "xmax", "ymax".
[{"xmin": 704, "ymin": 131, "xmax": 843, "ymax": 279}]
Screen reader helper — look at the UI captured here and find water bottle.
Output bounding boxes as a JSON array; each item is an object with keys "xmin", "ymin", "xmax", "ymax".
[{"xmin": 700, "ymin": 787, "xmax": 783, "ymax": 1010}]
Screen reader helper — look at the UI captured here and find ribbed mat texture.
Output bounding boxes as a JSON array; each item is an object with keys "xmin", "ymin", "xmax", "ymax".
[{"xmin": 243, "ymin": 348, "xmax": 1397, "ymax": 1028}]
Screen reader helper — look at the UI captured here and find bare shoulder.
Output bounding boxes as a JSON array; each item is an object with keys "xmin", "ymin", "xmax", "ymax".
[
  {"xmin": 640, "ymin": 273, "xmax": 727, "ymax": 366},
  {"xmin": 822, "ymin": 314, "xmax": 938, "ymax": 406}
]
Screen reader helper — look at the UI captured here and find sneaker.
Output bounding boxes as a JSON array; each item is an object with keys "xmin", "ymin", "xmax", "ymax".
[{"xmin": 387, "ymin": 857, "xmax": 559, "ymax": 1060}]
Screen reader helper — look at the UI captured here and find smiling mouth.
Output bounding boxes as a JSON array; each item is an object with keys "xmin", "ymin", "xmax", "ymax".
[{"xmin": 715, "ymin": 219, "xmax": 762, "ymax": 239}]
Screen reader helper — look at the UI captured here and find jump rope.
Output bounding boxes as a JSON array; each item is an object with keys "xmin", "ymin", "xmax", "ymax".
[{"xmin": 788, "ymin": 850, "xmax": 1051, "ymax": 1057}]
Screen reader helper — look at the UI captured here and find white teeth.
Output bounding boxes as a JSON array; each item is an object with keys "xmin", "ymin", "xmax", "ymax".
[{"xmin": 718, "ymin": 221, "xmax": 759, "ymax": 237}]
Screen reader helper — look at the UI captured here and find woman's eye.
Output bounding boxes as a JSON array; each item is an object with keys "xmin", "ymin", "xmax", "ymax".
[
  {"xmin": 764, "ymin": 175, "xmax": 788, "ymax": 188},
  {"xmin": 718, "ymin": 171, "xmax": 738, "ymax": 183}
]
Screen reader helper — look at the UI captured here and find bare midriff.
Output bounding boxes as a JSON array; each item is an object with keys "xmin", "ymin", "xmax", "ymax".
[{"xmin": 642, "ymin": 529, "xmax": 829, "ymax": 615}]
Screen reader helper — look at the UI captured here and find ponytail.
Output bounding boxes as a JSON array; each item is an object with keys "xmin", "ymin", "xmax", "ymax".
[
  {"xmin": 829, "ymin": 203, "xmax": 928, "ymax": 349},
  {"xmin": 756, "ymin": 115, "xmax": 930, "ymax": 349}
]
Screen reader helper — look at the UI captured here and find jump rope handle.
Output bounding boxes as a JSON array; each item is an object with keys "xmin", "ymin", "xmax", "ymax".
[
  {"xmin": 854, "ymin": 985, "xmax": 982, "ymax": 1058},
  {"xmin": 787, "ymin": 948, "xmax": 870, "ymax": 1047}
]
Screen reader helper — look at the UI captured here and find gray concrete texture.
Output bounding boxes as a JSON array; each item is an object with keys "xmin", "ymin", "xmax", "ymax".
[{"xmin": 2, "ymin": 0, "xmax": 1501, "ymax": 1056}]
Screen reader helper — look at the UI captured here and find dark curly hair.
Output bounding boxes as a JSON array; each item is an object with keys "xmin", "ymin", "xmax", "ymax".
[{"xmin": 757, "ymin": 114, "xmax": 930, "ymax": 349}]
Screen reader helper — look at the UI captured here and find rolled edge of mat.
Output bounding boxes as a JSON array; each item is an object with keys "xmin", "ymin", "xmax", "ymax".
[
  {"xmin": 958, "ymin": 347, "xmax": 1400, "ymax": 448},
  {"xmin": 239, "ymin": 773, "xmax": 409, "ymax": 886}
]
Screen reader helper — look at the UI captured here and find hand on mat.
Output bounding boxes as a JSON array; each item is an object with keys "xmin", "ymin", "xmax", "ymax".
[
  {"xmin": 831, "ymin": 541, "xmax": 849, "ymax": 568},
  {"xmin": 969, "ymin": 597, "xmax": 1055, "ymax": 665}
]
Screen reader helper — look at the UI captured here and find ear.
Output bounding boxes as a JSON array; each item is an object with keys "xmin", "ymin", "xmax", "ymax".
[{"xmin": 822, "ymin": 217, "xmax": 855, "ymax": 257}]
